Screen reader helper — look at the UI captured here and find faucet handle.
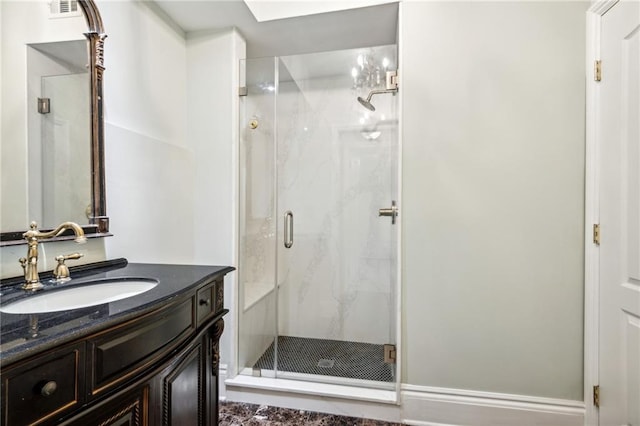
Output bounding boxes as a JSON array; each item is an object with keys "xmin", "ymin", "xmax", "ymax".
[
  {"xmin": 19, "ymin": 257, "xmax": 27, "ymax": 274},
  {"xmin": 54, "ymin": 253, "xmax": 84, "ymax": 281}
]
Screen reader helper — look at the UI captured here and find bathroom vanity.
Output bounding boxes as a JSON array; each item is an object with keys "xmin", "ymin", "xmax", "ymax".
[{"xmin": 0, "ymin": 260, "xmax": 233, "ymax": 426}]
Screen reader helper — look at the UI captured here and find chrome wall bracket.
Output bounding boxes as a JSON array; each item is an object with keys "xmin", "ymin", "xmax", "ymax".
[{"xmin": 386, "ymin": 70, "xmax": 398, "ymax": 90}]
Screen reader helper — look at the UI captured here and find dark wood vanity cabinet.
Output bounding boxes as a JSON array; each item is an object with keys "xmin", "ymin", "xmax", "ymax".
[{"xmin": 1, "ymin": 277, "xmax": 226, "ymax": 426}]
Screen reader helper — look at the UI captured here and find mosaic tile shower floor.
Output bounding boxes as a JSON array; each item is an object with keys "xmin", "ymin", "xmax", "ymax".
[
  {"xmin": 253, "ymin": 336, "xmax": 394, "ymax": 382},
  {"xmin": 219, "ymin": 401, "xmax": 405, "ymax": 426}
]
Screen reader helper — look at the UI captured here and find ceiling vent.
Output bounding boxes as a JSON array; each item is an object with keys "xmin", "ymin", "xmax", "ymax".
[{"xmin": 49, "ymin": 0, "xmax": 81, "ymax": 17}]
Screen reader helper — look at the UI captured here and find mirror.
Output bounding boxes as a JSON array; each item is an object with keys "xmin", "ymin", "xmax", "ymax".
[{"xmin": 0, "ymin": 0, "xmax": 108, "ymax": 244}]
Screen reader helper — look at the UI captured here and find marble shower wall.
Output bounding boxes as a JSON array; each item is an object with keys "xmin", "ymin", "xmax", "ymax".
[{"xmin": 275, "ymin": 69, "xmax": 398, "ymax": 345}]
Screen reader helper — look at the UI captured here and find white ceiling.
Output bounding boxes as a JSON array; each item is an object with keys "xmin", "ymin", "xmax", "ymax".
[
  {"xmin": 152, "ymin": 0, "xmax": 399, "ymax": 58},
  {"xmin": 30, "ymin": 40, "xmax": 87, "ymax": 73},
  {"xmin": 243, "ymin": 0, "xmax": 397, "ymax": 22}
]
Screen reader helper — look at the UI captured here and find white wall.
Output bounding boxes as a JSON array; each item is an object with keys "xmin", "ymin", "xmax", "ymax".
[
  {"xmin": 186, "ymin": 28, "xmax": 245, "ymax": 370},
  {"xmin": 401, "ymin": 1, "xmax": 587, "ymax": 400},
  {"xmin": 100, "ymin": 0, "xmax": 194, "ymax": 264},
  {"xmin": 187, "ymin": 29, "xmax": 243, "ymax": 266}
]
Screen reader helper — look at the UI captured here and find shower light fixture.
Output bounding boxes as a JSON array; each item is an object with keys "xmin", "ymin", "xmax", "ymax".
[
  {"xmin": 351, "ymin": 51, "xmax": 390, "ymax": 90},
  {"xmin": 257, "ymin": 82, "xmax": 275, "ymax": 92}
]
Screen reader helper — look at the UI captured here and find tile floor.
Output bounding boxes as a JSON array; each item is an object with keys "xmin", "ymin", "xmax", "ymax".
[{"xmin": 219, "ymin": 401, "xmax": 405, "ymax": 425}]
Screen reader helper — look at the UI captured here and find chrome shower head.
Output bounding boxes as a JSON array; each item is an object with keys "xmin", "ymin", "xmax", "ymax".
[
  {"xmin": 356, "ymin": 88, "xmax": 397, "ymax": 111},
  {"xmin": 357, "ymin": 95, "xmax": 376, "ymax": 111}
]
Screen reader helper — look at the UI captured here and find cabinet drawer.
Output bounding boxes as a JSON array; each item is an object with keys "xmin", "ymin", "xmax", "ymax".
[
  {"xmin": 196, "ymin": 284, "xmax": 213, "ymax": 326},
  {"xmin": 196, "ymin": 279, "xmax": 224, "ymax": 327},
  {"xmin": 2, "ymin": 342, "xmax": 84, "ymax": 426},
  {"xmin": 88, "ymin": 299, "xmax": 194, "ymax": 395}
]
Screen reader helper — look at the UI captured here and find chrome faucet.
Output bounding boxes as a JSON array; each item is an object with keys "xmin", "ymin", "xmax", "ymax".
[{"xmin": 19, "ymin": 221, "xmax": 87, "ymax": 291}]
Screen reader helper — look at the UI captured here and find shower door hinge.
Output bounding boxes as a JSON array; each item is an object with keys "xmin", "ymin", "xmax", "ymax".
[
  {"xmin": 593, "ymin": 385, "xmax": 600, "ymax": 408},
  {"xmin": 593, "ymin": 223, "xmax": 601, "ymax": 246},
  {"xmin": 37, "ymin": 97, "xmax": 51, "ymax": 114},
  {"xmin": 386, "ymin": 70, "xmax": 398, "ymax": 90},
  {"xmin": 238, "ymin": 86, "xmax": 248, "ymax": 97},
  {"xmin": 594, "ymin": 60, "xmax": 602, "ymax": 82},
  {"xmin": 383, "ymin": 344, "xmax": 396, "ymax": 364}
]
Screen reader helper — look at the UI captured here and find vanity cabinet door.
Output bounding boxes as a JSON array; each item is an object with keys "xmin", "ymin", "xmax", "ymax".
[
  {"xmin": 61, "ymin": 384, "xmax": 150, "ymax": 426},
  {"xmin": 157, "ymin": 336, "xmax": 206, "ymax": 425},
  {"xmin": 155, "ymin": 317, "xmax": 225, "ymax": 426}
]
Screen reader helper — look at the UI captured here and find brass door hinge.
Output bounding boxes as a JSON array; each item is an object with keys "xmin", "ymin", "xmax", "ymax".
[
  {"xmin": 37, "ymin": 97, "xmax": 50, "ymax": 114},
  {"xmin": 593, "ymin": 224, "xmax": 601, "ymax": 245},
  {"xmin": 594, "ymin": 60, "xmax": 602, "ymax": 82},
  {"xmin": 383, "ymin": 344, "xmax": 396, "ymax": 364},
  {"xmin": 593, "ymin": 385, "xmax": 600, "ymax": 408}
]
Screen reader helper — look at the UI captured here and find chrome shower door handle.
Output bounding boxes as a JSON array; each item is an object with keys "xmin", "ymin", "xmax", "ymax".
[
  {"xmin": 284, "ymin": 211, "xmax": 294, "ymax": 248},
  {"xmin": 378, "ymin": 200, "xmax": 398, "ymax": 225}
]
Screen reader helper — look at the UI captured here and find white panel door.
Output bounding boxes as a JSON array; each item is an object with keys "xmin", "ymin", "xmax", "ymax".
[{"xmin": 599, "ymin": 1, "xmax": 640, "ymax": 425}]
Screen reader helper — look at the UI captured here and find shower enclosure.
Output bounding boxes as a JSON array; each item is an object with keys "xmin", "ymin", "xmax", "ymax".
[{"xmin": 237, "ymin": 45, "xmax": 400, "ymax": 397}]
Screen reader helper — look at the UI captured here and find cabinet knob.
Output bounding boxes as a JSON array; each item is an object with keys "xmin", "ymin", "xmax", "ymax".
[
  {"xmin": 199, "ymin": 298, "xmax": 210, "ymax": 306},
  {"xmin": 38, "ymin": 380, "xmax": 58, "ymax": 397}
]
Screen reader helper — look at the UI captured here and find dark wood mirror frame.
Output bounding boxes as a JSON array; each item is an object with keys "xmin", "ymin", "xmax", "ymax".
[{"xmin": 0, "ymin": 0, "xmax": 109, "ymax": 246}]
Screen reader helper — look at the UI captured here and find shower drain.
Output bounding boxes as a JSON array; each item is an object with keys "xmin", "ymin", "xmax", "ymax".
[{"xmin": 317, "ymin": 359, "xmax": 335, "ymax": 368}]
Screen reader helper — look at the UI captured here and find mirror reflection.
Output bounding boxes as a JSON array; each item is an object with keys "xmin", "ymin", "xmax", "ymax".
[
  {"xmin": 1, "ymin": 1, "xmax": 92, "ymax": 233},
  {"xmin": 28, "ymin": 40, "xmax": 91, "ymax": 228}
]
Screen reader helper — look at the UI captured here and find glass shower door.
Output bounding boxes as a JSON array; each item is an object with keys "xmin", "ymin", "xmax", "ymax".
[{"xmin": 269, "ymin": 47, "xmax": 400, "ymax": 387}]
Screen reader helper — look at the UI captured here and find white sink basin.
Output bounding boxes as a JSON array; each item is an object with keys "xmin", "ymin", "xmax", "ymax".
[{"xmin": 0, "ymin": 278, "xmax": 158, "ymax": 314}]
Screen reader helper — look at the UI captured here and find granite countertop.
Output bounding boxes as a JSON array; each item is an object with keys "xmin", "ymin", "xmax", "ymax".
[{"xmin": 0, "ymin": 260, "xmax": 234, "ymax": 367}]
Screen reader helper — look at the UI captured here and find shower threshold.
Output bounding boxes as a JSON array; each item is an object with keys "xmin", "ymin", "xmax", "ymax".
[
  {"xmin": 253, "ymin": 336, "xmax": 395, "ymax": 383},
  {"xmin": 225, "ymin": 374, "xmax": 398, "ymax": 406}
]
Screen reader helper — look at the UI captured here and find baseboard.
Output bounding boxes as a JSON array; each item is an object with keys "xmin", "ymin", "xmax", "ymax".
[
  {"xmin": 401, "ymin": 385, "xmax": 585, "ymax": 426},
  {"xmin": 221, "ymin": 376, "xmax": 584, "ymax": 426},
  {"xmin": 218, "ymin": 363, "xmax": 228, "ymax": 401}
]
